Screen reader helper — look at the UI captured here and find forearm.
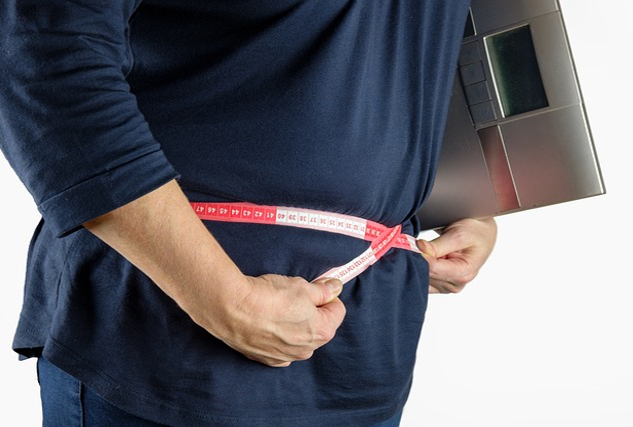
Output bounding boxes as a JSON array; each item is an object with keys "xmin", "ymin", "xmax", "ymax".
[
  {"xmin": 84, "ymin": 179, "xmax": 346, "ymax": 367},
  {"xmin": 83, "ymin": 179, "xmax": 247, "ymax": 333}
]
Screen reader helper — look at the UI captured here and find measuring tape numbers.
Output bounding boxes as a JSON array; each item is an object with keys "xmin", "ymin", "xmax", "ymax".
[{"xmin": 191, "ymin": 202, "xmax": 421, "ymax": 284}]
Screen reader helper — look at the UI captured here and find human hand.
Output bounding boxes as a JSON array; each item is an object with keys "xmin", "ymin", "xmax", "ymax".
[
  {"xmin": 416, "ymin": 217, "xmax": 497, "ymax": 294},
  {"xmin": 189, "ymin": 274, "xmax": 346, "ymax": 368}
]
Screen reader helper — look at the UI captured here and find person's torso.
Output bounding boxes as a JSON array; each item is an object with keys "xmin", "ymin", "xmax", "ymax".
[
  {"xmin": 18, "ymin": 1, "xmax": 471, "ymax": 425},
  {"xmin": 127, "ymin": 0, "xmax": 465, "ymax": 227}
]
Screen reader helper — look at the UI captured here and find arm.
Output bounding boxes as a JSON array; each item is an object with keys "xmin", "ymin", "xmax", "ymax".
[
  {"xmin": 0, "ymin": 0, "xmax": 177, "ymax": 236},
  {"xmin": 84, "ymin": 179, "xmax": 346, "ymax": 367},
  {"xmin": 0, "ymin": 1, "xmax": 344, "ymax": 367},
  {"xmin": 417, "ymin": 217, "xmax": 497, "ymax": 294}
]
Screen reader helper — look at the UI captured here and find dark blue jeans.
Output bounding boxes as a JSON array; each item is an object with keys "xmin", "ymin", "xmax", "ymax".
[{"xmin": 37, "ymin": 357, "xmax": 403, "ymax": 426}]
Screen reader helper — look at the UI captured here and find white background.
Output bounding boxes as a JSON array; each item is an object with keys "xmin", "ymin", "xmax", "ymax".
[{"xmin": 1, "ymin": 1, "xmax": 631, "ymax": 425}]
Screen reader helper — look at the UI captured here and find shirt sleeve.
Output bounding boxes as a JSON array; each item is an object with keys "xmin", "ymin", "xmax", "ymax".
[{"xmin": 0, "ymin": 0, "xmax": 180, "ymax": 237}]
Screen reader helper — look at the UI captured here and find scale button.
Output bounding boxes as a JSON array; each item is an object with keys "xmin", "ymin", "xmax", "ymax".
[
  {"xmin": 459, "ymin": 41, "xmax": 480, "ymax": 66},
  {"xmin": 460, "ymin": 62, "xmax": 485, "ymax": 85},
  {"xmin": 465, "ymin": 81, "xmax": 492, "ymax": 105},
  {"xmin": 469, "ymin": 101, "xmax": 497, "ymax": 124}
]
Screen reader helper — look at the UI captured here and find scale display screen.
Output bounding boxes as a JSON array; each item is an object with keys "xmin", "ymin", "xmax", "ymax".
[{"xmin": 486, "ymin": 25, "xmax": 549, "ymax": 117}]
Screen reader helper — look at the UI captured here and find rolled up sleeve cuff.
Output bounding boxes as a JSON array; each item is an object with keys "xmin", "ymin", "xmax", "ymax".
[{"xmin": 38, "ymin": 149, "xmax": 180, "ymax": 237}]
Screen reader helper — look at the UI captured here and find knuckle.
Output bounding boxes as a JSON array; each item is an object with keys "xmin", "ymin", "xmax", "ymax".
[
  {"xmin": 284, "ymin": 325, "xmax": 321, "ymax": 347},
  {"xmin": 453, "ymin": 229, "xmax": 470, "ymax": 246},
  {"xmin": 293, "ymin": 350, "xmax": 315, "ymax": 361},
  {"xmin": 315, "ymin": 325, "xmax": 337, "ymax": 343},
  {"xmin": 460, "ymin": 268, "xmax": 478, "ymax": 285},
  {"xmin": 268, "ymin": 361, "xmax": 292, "ymax": 368},
  {"xmin": 289, "ymin": 325, "xmax": 335, "ymax": 348},
  {"xmin": 449, "ymin": 284, "xmax": 465, "ymax": 294},
  {"xmin": 291, "ymin": 276, "xmax": 308, "ymax": 286},
  {"xmin": 457, "ymin": 217, "xmax": 479, "ymax": 228},
  {"xmin": 283, "ymin": 330, "xmax": 310, "ymax": 348},
  {"xmin": 339, "ymin": 303, "xmax": 347, "ymax": 318}
]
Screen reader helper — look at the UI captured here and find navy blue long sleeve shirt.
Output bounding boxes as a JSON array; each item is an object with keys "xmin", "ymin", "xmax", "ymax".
[{"xmin": 0, "ymin": 1, "xmax": 469, "ymax": 425}]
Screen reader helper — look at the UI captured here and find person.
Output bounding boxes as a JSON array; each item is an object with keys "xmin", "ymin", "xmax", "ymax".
[{"xmin": 0, "ymin": 1, "xmax": 497, "ymax": 426}]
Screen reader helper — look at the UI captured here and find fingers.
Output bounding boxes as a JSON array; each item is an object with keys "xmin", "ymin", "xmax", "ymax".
[
  {"xmin": 419, "ymin": 217, "xmax": 498, "ymax": 294},
  {"xmin": 309, "ymin": 277, "xmax": 343, "ymax": 306},
  {"xmin": 421, "ymin": 217, "xmax": 497, "ymax": 259},
  {"xmin": 224, "ymin": 275, "xmax": 346, "ymax": 368},
  {"xmin": 420, "ymin": 236, "xmax": 474, "ymax": 290},
  {"xmin": 316, "ymin": 297, "xmax": 347, "ymax": 340},
  {"xmin": 241, "ymin": 297, "xmax": 346, "ymax": 368},
  {"xmin": 428, "ymin": 279, "xmax": 467, "ymax": 294},
  {"xmin": 433, "ymin": 256, "xmax": 474, "ymax": 283},
  {"xmin": 424, "ymin": 249, "xmax": 478, "ymax": 293},
  {"xmin": 419, "ymin": 220, "xmax": 471, "ymax": 258},
  {"xmin": 238, "ymin": 351, "xmax": 293, "ymax": 368}
]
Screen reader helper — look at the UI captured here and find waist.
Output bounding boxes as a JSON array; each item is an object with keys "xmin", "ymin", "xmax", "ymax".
[{"xmin": 191, "ymin": 201, "xmax": 421, "ymax": 283}]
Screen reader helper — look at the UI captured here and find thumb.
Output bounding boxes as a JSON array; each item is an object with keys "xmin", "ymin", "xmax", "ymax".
[
  {"xmin": 419, "ymin": 230, "xmax": 466, "ymax": 259},
  {"xmin": 309, "ymin": 278, "xmax": 343, "ymax": 306},
  {"xmin": 416, "ymin": 239, "xmax": 437, "ymax": 257}
]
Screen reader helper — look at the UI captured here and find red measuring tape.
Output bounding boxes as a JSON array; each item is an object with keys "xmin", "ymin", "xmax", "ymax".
[{"xmin": 192, "ymin": 202, "xmax": 421, "ymax": 284}]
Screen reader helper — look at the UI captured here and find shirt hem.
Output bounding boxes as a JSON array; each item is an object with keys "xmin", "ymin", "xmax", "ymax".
[{"xmin": 42, "ymin": 339, "xmax": 410, "ymax": 427}]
